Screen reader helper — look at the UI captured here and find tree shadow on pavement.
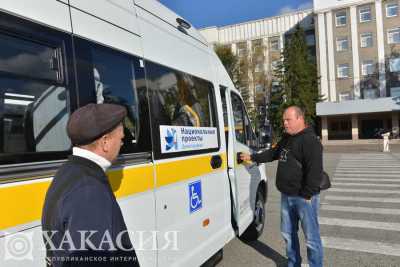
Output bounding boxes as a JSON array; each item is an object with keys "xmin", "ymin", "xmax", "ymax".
[{"xmin": 244, "ymin": 240, "xmax": 288, "ymax": 267}]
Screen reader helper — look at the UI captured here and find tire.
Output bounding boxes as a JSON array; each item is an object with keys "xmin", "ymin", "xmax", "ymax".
[
  {"xmin": 201, "ymin": 249, "xmax": 223, "ymax": 267},
  {"xmin": 239, "ymin": 188, "xmax": 266, "ymax": 242}
]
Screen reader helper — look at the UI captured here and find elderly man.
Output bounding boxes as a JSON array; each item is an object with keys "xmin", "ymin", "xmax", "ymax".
[
  {"xmin": 42, "ymin": 103, "xmax": 139, "ymax": 267},
  {"xmin": 241, "ymin": 106, "xmax": 323, "ymax": 267}
]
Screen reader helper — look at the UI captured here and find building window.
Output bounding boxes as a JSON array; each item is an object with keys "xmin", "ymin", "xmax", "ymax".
[
  {"xmin": 337, "ymin": 64, "xmax": 350, "ymax": 78},
  {"xmin": 359, "ymin": 7, "xmax": 372, "ymax": 22},
  {"xmin": 388, "ymin": 28, "xmax": 400, "ymax": 44},
  {"xmin": 252, "ymin": 39, "xmax": 263, "ymax": 54},
  {"xmin": 255, "ymin": 84, "xmax": 263, "ymax": 93},
  {"xmin": 386, "ymin": 3, "xmax": 398, "ymax": 17},
  {"xmin": 339, "ymin": 92, "xmax": 352, "ymax": 101},
  {"xmin": 361, "ymin": 60, "xmax": 375, "ymax": 76},
  {"xmin": 270, "ymin": 39, "xmax": 280, "ymax": 51},
  {"xmin": 391, "ymin": 87, "xmax": 400, "ymax": 97},
  {"xmin": 390, "ymin": 57, "xmax": 400, "ymax": 72},
  {"xmin": 252, "ymin": 39, "xmax": 262, "ymax": 47},
  {"xmin": 254, "ymin": 62, "xmax": 263, "ymax": 73},
  {"xmin": 271, "ymin": 80, "xmax": 280, "ymax": 92},
  {"xmin": 336, "ymin": 11, "xmax": 347, "ymax": 26},
  {"xmin": 271, "ymin": 60, "xmax": 280, "ymax": 71},
  {"xmin": 306, "ymin": 34, "xmax": 315, "ymax": 46},
  {"xmin": 363, "ymin": 88, "xmax": 379, "ymax": 99},
  {"xmin": 360, "ymin": 32, "xmax": 373, "ymax": 48},
  {"xmin": 336, "ymin": 37, "xmax": 349, "ymax": 51},
  {"xmin": 238, "ymin": 48, "xmax": 247, "ymax": 56},
  {"xmin": 237, "ymin": 42, "xmax": 247, "ymax": 56}
]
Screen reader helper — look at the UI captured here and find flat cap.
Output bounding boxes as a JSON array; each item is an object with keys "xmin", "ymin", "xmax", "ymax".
[{"xmin": 67, "ymin": 103, "xmax": 127, "ymax": 146}]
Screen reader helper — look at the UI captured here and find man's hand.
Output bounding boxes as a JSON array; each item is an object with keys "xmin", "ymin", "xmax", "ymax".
[{"xmin": 240, "ymin": 153, "xmax": 252, "ymax": 162}]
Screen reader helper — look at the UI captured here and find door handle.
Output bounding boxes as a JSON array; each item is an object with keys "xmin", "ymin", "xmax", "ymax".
[
  {"xmin": 210, "ymin": 155, "xmax": 223, "ymax": 169},
  {"xmin": 236, "ymin": 152, "xmax": 243, "ymax": 164}
]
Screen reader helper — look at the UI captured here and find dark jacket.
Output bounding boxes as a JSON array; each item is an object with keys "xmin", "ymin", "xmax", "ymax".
[
  {"xmin": 251, "ymin": 127, "xmax": 323, "ymax": 199},
  {"xmin": 42, "ymin": 155, "xmax": 139, "ymax": 267}
]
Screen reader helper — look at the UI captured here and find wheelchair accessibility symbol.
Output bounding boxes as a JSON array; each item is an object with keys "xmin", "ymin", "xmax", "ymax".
[{"xmin": 189, "ymin": 180, "xmax": 202, "ymax": 213}]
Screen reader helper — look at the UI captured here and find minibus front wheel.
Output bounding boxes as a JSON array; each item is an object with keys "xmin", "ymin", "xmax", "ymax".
[{"xmin": 239, "ymin": 186, "xmax": 266, "ymax": 242}]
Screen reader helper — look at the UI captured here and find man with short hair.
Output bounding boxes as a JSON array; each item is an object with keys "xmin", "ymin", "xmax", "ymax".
[
  {"xmin": 241, "ymin": 106, "xmax": 323, "ymax": 267},
  {"xmin": 42, "ymin": 103, "xmax": 140, "ymax": 267}
]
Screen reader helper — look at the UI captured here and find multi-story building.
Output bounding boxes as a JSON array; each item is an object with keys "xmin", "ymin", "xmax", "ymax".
[
  {"xmin": 199, "ymin": 10, "xmax": 315, "ymax": 114},
  {"xmin": 315, "ymin": 0, "xmax": 400, "ymax": 142}
]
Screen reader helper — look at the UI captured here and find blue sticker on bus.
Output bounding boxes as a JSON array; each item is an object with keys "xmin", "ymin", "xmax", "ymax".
[{"xmin": 189, "ymin": 180, "xmax": 202, "ymax": 213}]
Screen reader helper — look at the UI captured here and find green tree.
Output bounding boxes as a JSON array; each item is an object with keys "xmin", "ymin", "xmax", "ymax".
[
  {"xmin": 215, "ymin": 42, "xmax": 273, "ymax": 130},
  {"xmin": 214, "ymin": 43, "xmax": 253, "ymax": 119},
  {"xmin": 249, "ymin": 41, "xmax": 271, "ymax": 129},
  {"xmin": 269, "ymin": 25, "xmax": 321, "ymax": 139},
  {"xmin": 214, "ymin": 44, "xmax": 238, "ymax": 82},
  {"xmin": 237, "ymin": 52, "xmax": 252, "ymax": 112}
]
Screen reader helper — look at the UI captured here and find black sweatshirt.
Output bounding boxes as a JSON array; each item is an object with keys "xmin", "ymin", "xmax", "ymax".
[{"xmin": 251, "ymin": 127, "xmax": 323, "ymax": 199}]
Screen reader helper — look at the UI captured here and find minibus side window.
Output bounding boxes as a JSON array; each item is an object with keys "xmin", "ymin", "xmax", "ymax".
[
  {"xmin": 244, "ymin": 112, "xmax": 258, "ymax": 149},
  {"xmin": 0, "ymin": 32, "xmax": 70, "ymax": 161},
  {"xmin": 230, "ymin": 93, "xmax": 257, "ymax": 147},
  {"xmin": 145, "ymin": 61, "xmax": 219, "ymax": 158},
  {"xmin": 146, "ymin": 63, "xmax": 214, "ymax": 128},
  {"xmin": 220, "ymin": 86, "xmax": 229, "ymax": 150},
  {"xmin": 231, "ymin": 93, "xmax": 246, "ymax": 144},
  {"xmin": 0, "ymin": 33, "xmax": 60, "ymax": 82},
  {"xmin": 74, "ymin": 38, "xmax": 151, "ymax": 154}
]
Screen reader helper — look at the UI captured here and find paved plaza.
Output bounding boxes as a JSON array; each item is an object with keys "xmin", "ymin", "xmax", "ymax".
[{"xmin": 220, "ymin": 146, "xmax": 400, "ymax": 267}]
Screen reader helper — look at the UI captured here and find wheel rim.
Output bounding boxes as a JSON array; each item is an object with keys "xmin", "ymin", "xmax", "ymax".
[{"xmin": 254, "ymin": 198, "xmax": 265, "ymax": 232}]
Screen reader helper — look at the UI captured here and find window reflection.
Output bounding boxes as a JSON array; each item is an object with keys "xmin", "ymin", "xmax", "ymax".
[
  {"xmin": 73, "ymin": 37, "xmax": 151, "ymax": 154},
  {"xmin": 146, "ymin": 62, "xmax": 214, "ymax": 128},
  {"xmin": 231, "ymin": 93, "xmax": 245, "ymax": 144},
  {"xmin": 90, "ymin": 46, "xmax": 139, "ymax": 152},
  {"xmin": 0, "ymin": 33, "xmax": 60, "ymax": 81},
  {"xmin": 0, "ymin": 33, "xmax": 69, "ymax": 154},
  {"xmin": 231, "ymin": 93, "xmax": 257, "ymax": 147},
  {"xmin": 1, "ymin": 78, "xmax": 69, "ymax": 153}
]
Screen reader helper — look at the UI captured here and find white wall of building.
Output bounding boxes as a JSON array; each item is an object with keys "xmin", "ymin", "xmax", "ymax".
[
  {"xmin": 199, "ymin": 10, "xmax": 314, "ymax": 44},
  {"xmin": 199, "ymin": 27, "xmax": 219, "ymax": 44},
  {"xmin": 314, "ymin": 0, "xmax": 375, "ymax": 12}
]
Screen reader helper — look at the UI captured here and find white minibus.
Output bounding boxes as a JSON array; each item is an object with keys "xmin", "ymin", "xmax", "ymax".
[{"xmin": 0, "ymin": 1, "xmax": 268, "ymax": 266}]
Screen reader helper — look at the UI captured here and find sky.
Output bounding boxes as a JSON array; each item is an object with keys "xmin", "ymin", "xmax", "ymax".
[{"xmin": 159, "ymin": 0, "xmax": 314, "ymax": 29}]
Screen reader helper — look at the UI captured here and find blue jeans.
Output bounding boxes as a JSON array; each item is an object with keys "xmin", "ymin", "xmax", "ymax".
[{"xmin": 281, "ymin": 193, "xmax": 323, "ymax": 267}]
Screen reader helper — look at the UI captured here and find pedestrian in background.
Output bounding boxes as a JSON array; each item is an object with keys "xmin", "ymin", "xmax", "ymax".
[
  {"xmin": 241, "ymin": 105, "xmax": 323, "ymax": 267},
  {"xmin": 42, "ymin": 103, "xmax": 140, "ymax": 267}
]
